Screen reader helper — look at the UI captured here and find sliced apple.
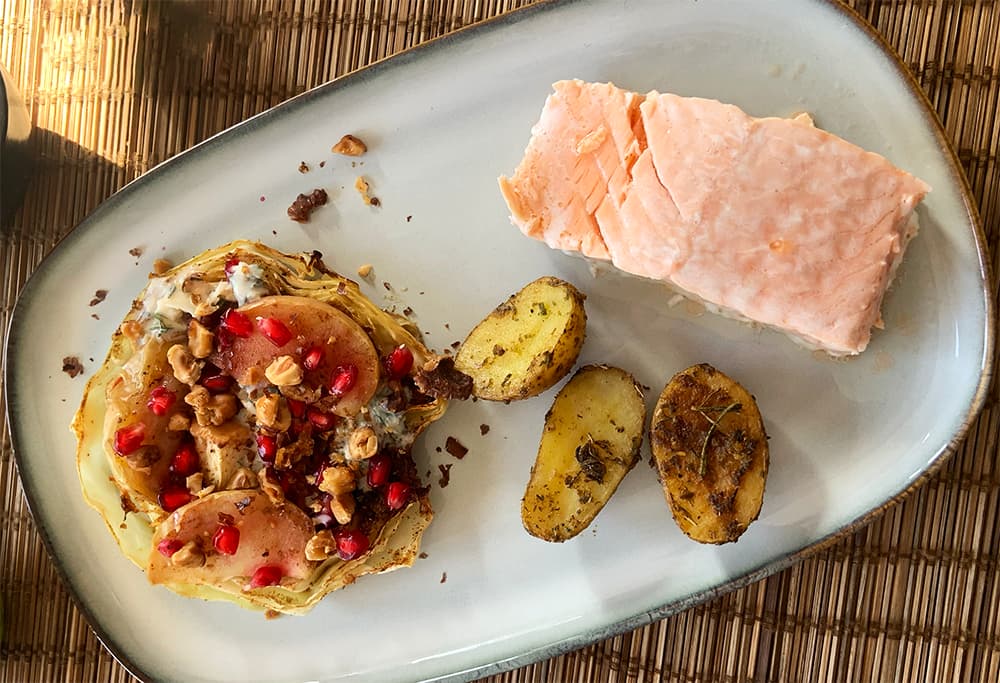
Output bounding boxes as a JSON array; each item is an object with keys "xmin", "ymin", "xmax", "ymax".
[
  {"xmin": 211, "ymin": 295, "xmax": 380, "ymax": 417},
  {"xmin": 147, "ymin": 490, "xmax": 316, "ymax": 587},
  {"xmin": 105, "ymin": 335, "xmax": 189, "ymax": 509}
]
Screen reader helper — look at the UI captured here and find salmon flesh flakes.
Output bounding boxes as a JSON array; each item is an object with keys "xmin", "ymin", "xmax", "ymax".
[{"xmin": 499, "ymin": 80, "xmax": 930, "ymax": 355}]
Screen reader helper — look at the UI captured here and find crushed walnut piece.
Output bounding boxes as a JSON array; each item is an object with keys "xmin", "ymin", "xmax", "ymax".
[
  {"xmin": 318, "ymin": 464, "xmax": 355, "ymax": 496},
  {"xmin": 298, "ymin": 161, "xmax": 310, "ymax": 173},
  {"xmin": 347, "ymin": 427, "xmax": 378, "ymax": 461},
  {"xmin": 264, "ymin": 356, "xmax": 303, "ymax": 387},
  {"xmin": 185, "ymin": 472, "xmax": 204, "ymax": 494},
  {"xmin": 167, "ymin": 344, "xmax": 203, "ymax": 385},
  {"xmin": 171, "ymin": 541, "xmax": 205, "ymax": 568},
  {"xmin": 227, "ymin": 467, "xmax": 258, "ymax": 490},
  {"xmin": 187, "ymin": 320, "xmax": 214, "ymax": 359},
  {"xmin": 185, "ymin": 385, "xmax": 239, "ymax": 426},
  {"xmin": 259, "ymin": 469, "xmax": 285, "ymax": 504},
  {"xmin": 287, "ymin": 188, "xmax": 329, "ymax": 223},
  {"xmin": 354, "ymin": 176, "xmax": 380, "ymax": 207},
  {"xmin": 279, "ymin": 382, "xmax": 323, "ymax": 404},
  {"xmin": 332, "ymin": 134, "xmax": 367, "ymax": 156},
  {"xmin": 414, "ymin": 356, "xmax": 473, "ymax": 400},
  {"xmin": 255, "ymin": 393, "xmax": 292, "ymax": 431},
  {"xmin": 305, "ymin": 530, "xmax": 337, "ymax": 561},
  {"xmin": 124, "ymin": 446, "xmax": 160, "ymax": 472},
  {"xmin": 274, "ymin": 425, "xmax": 314, "ymax": 469},
  {"xmin": 62, "ymin": 356, "xmax": 84, "ymax": 378},
  {"xmin": 329, "ymin": 493, "xmax": 356, "ymax": 525},
  {"xmin": 151, "ymin": 258, "xmax": 173, "ymax": 275}
]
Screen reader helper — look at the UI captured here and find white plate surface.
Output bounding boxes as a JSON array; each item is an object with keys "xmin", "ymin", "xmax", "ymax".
[{"xmin": 7, "ymin": 1, "xmax": 993, "ymax": 681}]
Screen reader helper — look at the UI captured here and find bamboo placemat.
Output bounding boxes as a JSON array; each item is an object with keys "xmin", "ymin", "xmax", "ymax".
[{"xmin": 0, "ymin": 1, "xmax": 997, "ymax": 682}]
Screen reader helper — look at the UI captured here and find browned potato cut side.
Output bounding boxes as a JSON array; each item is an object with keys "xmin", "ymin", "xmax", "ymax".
[
  {"xmin": 455, "ymin": 276, "xmax": 585, "ymax": 401},
  {"xmin": 649, "ymin": 363, "xmax": 768, "ymax": 544},
  {"xmin": 522, "ymin": 365, "xmax": 645, "ymax": 542}
]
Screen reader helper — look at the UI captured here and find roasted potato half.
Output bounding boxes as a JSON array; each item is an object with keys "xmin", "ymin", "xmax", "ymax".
[
  {"xmin": 650, "ymin": 363, "xmax": 768, "ymax": 544},
  {"xmin": 522, "ymin": 365, "xmax": 645, "ymax": 542},
  {"xmin": 455, "ymin": 276, "xmax": 585, "ymax": 401}
]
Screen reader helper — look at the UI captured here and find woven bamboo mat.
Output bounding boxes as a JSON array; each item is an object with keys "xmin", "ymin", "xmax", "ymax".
[{"xmin": 0, "ymin": 1, "xmax": 997, "ymax": 681}]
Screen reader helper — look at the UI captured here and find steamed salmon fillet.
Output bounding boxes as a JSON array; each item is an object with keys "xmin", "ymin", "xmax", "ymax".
[{"xmin": 498, "ymin": 80, "xmax": 930, "ymax": 355}]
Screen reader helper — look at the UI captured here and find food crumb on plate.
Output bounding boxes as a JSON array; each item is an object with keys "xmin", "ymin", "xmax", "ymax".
[
  {"xmin": 445, "ymin": 436, "xmax": 468, "ymax": 459},
  {"xmin": 418, "ymin": 552, "xmax": 428, "ymax": 559},
  {"xmin": 128, "ymin": 246, "xmax": 143, "ymax": 258},
  {"xmin": 89, "ymin": 290, "xmax": 108, "ymax": 306},
  {"xmin": 357, "ymin": 263, "xmax": 373, "ymax": 278},
  {"xmin": 480, "ymin": 424, "xmax": 490, "ymax": 436},
  {"xmin": 62, "ymin": 356, "xmax": 84, "ymax": 378},
  {"xmin": 332, "ymin": 134, "xmax": 367, "ymax": 156},
  {"xmin": 287, "ymin": 188, "xmax": 329, "ymax": 223},
  {"xmin": 151, "ymin": 258, "xmax": 173, "ymax": 275},
  {"xmin": 437, "ymin": 463, "xmax": 452, "ymax": 487},
  {"xmin": 440, "ymin": 572, "xmax": 447, "ymax": 584},
  {"xmin": 298, "ymin": 161, "xmax": 310, "ymax": 173},
  {"xmin": 354, "ymin": 176, "xmax": 380, "ymax": 207}
]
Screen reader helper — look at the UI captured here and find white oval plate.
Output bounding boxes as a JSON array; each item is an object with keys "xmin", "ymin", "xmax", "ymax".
[{"xmin": 6, "ymin": 1, "xmax": 993, "ymax": 681}]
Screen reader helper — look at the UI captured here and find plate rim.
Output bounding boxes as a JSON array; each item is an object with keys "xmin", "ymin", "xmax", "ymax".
[{"xmin": 4, "ymin": 0, "xmax": 994, "ymax": 681}]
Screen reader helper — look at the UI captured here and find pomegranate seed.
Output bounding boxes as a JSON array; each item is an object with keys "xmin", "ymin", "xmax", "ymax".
[
  {"xmin": 367, "ymin": 453, "xmax": 392, "ymax": 487},
  {"xmin": 156, "ymin": 538, "xmax": 184, "ymax": 557},
  {"xmin": 250, "ymin": 565, "xmax": 283, "ymax": 588},
  {"xmin": 113, "ymin": 423, "xmax": 146, "ymax": 455},
  {"xmin": 257, "ymin": 317, "xmax": 293, "ymax": 346},
  {"xmin": 385, "ymin": 345, "xmax": 414, "ymax": 380},
  {"xmin": 329, "ymin": 364, "xmax": 358, "ymax": 396},
  {"xmin": 386, "ymin": 481, "xmax": 411, "ymax": 511},
  {"xmin": 158, "ymin": 484, "xmax": 192, "ymax": 512},
  {"xmin": 225, "ymin": 256, "xmax": 243, "ymax": 276},
  {"xmin": 307, "ymin": 408, "xmax": 336, "ymax": 432},
  {"xmin": 221, "ymin": 308, "xmax": 253, "ymax": 337},
  {"xmin": 213, "ymin": 524, "xmax": 240, "ymax": 555},
  {"xmin": 302, "ymin": 346, "xmax": 324, "ymax": 371},
  {"xmin": 334, "ymin": 529, "xmax": 370, "ymax": 560},
  {"xmin": 200, "ymin": 374, "xmax": 233, "ymax": 393},
  {"xmin": 256, "ymin": 433, "xmax": 277, "ymax": 462},
  {"xmin": 287, "ymin": 398, "xmax": 306, "ymax": 419},
  {"xmin": 170, "ymin": 441, "xmax": 200, "ymax": 477},
  {"xmin": 146, "ymin": 386, "xmax": 176, "ymax": 416}
]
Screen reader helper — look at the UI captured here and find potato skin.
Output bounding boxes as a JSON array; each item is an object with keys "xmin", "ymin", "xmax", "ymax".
[
  {"xmin": 522, "ymin": 365, "xmax": 646, "ymax": 542},
  {"xmin": 455, "ymin": 276, "xmax": 586, "ymax": 401},
  {"xmin": 649, "ymin": 364, "xmax": 768, "ymax": 544}
]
